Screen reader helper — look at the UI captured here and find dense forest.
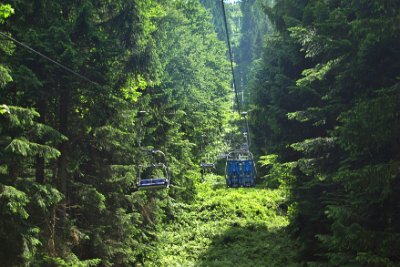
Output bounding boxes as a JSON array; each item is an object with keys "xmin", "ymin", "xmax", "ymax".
[
  {"xmin": 245, "ymin": 0, "xmax": 400, "ymax": 266},
  {"xmin": 1, "ymin": 0, "xmax": 400, "ymax": 266}
]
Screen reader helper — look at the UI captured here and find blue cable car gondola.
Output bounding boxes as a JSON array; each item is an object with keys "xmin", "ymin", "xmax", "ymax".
[
  {"xmin": 225, "ymin": 149, "xmax": 256, "ymax": 188},
  {"xmin": 137, "ymin": 150, "xmax": 170, "ymax": 190}
]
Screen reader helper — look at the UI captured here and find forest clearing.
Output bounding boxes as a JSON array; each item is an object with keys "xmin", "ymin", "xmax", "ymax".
[{"xmin": 149, "ymin": 174, "xmax": 295, "ymax": 266}]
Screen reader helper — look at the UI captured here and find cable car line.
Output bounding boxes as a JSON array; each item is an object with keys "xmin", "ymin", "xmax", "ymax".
[
  {"xmin": 0, "ymin": 31, "xmax": 100, "ymax": 86},
  {"xmin": 2, "ymin": 4, "xmax": 254, "ymax": 189},
  {"xmin": 220, "ymin": 0, "xmax": 256, "ymax": 188},
  {"xmin": 221, "ymin": 0, "xmax": 241, "ymax": 115},
  {"xmin": 221, "ymin": 0, "xmax": 250, "ymax": 149}
]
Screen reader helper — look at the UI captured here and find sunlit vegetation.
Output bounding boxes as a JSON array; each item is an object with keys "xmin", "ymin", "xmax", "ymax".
[
  {"xmin": 1, "ymin": 0, "xmax": 400, "ymax": 266},
  {"xmin": 0, "ymin": 1, "xmax": 231, "ymax": 265},
  {"xmin": 148, "ymin": 174, "xmax": 295, "ymax": 267}
]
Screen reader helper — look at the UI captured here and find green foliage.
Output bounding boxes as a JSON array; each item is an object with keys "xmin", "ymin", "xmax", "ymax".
[
  {"xmin": 0, "ymin": 64, "xmax": 12, "ymax": 86},
  {"xmin": 1, "ymin": 105, "xmax": 64, "ymax": 165},
  {"xmin": 0, "ymin": 104, "xmax": 10, "ymax": 114},
  {"xmin": 148, "ymin": 174, "xmax": 295, "ymax": 266},
  {"xmin": 41, "ymin": 254, "xmax": 101, "ymax": 267},
  {"xmin": 0, "ymin": 3, "xmax": 15, "ymax": 88},
  {"xmin": 6, "ymin": 137, "xmax": 60, "ymax": 158},
  {"xmin": 246, "ymin": 0, "xmax": 400, "ymax": 265},
  {"xmin": 0, "ymin": 185, "xmax": 29, "ymax": 219},
  {"xmin": 335, "ymin": 89, "xmax": 400, "ymax": 159},
  {"xmin": 0, "ymin": 4, "xmax": 13, "ymax": 23},
  {"xmin": 1, "ymin": 0, "xmax": 234, "ymax": 265},
  {"xmin": 259, "ymin": 154, "xmax": 296, "ymax": 189},
  {"xmin": 295, "ymin": 58, "xmax": 342, "ymax": 87}
]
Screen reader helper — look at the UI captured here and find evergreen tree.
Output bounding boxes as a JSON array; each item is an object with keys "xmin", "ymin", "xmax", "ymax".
[
  {"xmin": 247, "ymin": 0, "xmax": 400, "ymax": 265},
  {"xmin": 0, "ymin": 0, "xmax": 232, "ymax": 265}
]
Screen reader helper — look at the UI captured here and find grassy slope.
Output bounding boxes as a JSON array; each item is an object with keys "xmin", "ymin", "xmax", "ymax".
[{"xmin": 147, "ymin": 174, "xmax": 296, "ymax": 266}]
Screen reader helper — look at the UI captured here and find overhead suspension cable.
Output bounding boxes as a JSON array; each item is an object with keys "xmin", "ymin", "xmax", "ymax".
[
  {"xmin": 221, "ymin": 0, "xmax": 252, "ymax": 149},
  {"xmin": 0, "ymin": 31, "xmax": 99, "ymax": 86},
  {"xmin": 221, "ymin": 0, "xmax": 241, "ymax": 115}
]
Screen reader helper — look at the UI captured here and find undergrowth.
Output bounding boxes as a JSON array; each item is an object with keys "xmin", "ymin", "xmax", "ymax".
[{"xmin": 146, "ymin": 174, "xmax": 296, "ymax": 266}]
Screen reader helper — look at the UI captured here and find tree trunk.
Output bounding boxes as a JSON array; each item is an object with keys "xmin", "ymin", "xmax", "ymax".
[
  {"xmin": 56, "ymin": 87, "xmax": 70, "ymax": 256},
  {"xmin": 47, "ymin": 205, "xmax": 57, "ymax": 256},
  {"xmin": 35, "ymin": 99, "xmax": 46, "ymax": 183}
]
